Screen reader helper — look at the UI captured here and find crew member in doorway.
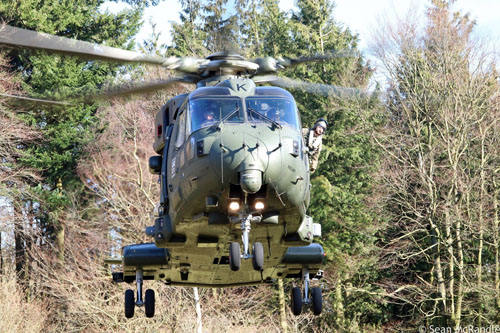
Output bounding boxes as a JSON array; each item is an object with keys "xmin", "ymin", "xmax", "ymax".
[{"xmin": 302, "ymin": 118, "xmax": 328, "ymax": 173}]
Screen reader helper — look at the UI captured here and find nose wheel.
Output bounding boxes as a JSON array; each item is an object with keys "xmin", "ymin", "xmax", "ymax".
[
  {"xmin": 290, "ymin": 268, "xmax": 323, "ymax": 316},
  {"xmin": 229, "ymin": 242, "xmax": 241, "ymax": 271},
  {"xmin": 252, "ymin": 242, "xmax": 264, "ymax": 271},
  {"xmin": 229, "ymin": 240, "xmax": 264, "ymax": 271},
  {"xmin": 228, "ymin": 213, "xmax": 264, "ymax": 272},
  {"xmin": 124, "ymin": 269, "xmax": 156, "ymax": 318}
]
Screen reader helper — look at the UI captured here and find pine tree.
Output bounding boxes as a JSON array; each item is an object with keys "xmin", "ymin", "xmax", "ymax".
[
  {"xmin": 287, "ymin": 0, "xmax": 386, "ymax": 328},
  {"xmin": 0, "ymin": 0, "xmax": 144, "ymax": 261},
  {"xmin": 169, "ymin": 0, "xmax": 208, "ymax": 57},
  {"xmin": 202, "ymin": 0, "xmax": 238, "ymax": 52},
  {"xmin": 234, "ymin": 0, "xmax": 262, "ymax": 57}
]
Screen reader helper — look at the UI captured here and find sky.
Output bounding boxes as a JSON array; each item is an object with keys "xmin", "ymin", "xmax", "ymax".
[{"xmin": 102, "ymin": 0, "xmax": 500, "ymax": 54}]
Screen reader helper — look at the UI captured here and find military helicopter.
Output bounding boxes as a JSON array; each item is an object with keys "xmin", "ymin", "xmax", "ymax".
[{"xmin": 0, "ymin": 24, "xmax": 360, "ymax": 319}]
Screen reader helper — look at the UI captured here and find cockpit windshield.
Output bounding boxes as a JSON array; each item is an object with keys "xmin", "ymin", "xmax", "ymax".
[
  {"xmin": 246, "ymin": 97, "xmax": 300, "ymax": 130},
  {"xmin": 189, "ymin": 96, "xmax": 300, "ymax": 132},
  {"xmin": 190, "ymin": 98, "xmax": 243, "ymax": 132}
]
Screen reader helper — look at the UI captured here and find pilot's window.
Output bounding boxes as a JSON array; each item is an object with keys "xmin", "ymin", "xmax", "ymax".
[
  {"xmin": 189, "ymin": 97, "xmax": 243, "ymax": 133},
  {"xmin": 175, "ymin": 109, "xmax": 186, "ymax": 148},
  {"xmin": 164, "ymin": 107, "xmax": 170, "ymax": 125},
  {"xmin": 246, "ymin": 97, "xmax": 300, "ymax": 130}
]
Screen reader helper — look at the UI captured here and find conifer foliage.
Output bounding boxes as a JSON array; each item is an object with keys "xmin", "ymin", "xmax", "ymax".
[{"xmin": 3, "ymin": 0, "xmax": 497, "ymax": 331}]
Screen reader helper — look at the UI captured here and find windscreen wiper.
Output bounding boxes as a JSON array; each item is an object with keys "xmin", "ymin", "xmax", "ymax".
[
  {"xmin": 206, "ymin": 107, "xmax": 240, "ymax": 130},
  {"xmin": 247, "ymin": 107, "xmax": 282, "ymax": 129},
  {"xmin": 221, "ymin": 107, "xmax": 240, "ymax": 123}
]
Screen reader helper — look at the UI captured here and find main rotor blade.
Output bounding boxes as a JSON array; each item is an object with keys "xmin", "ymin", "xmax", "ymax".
[
  {"xmin": 82, "ymin": 76, "xmax": 197, "ymax": 101},
  {"xmin": 253, "ymin": 51, "xmax": 356, "ymax": 74},
  {"xmin": 0, "ymin": 25, "xmax": 167, "ymax": 66},
  {"xmin": 254, "ymin": 75, "xmax": 365, "ymax": 98},
  {"xmin": 0, "ymin": 92, "xmax": 72, "ymax": 106},
  {"xmin": 279, "ymin": 52, "xmax": 356, "ymax": 68}
]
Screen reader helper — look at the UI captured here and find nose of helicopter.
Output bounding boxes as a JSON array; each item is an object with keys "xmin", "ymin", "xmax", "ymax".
[{"xmin": 209, "ymin": 127, "xmax": 271, "ymax": 190}]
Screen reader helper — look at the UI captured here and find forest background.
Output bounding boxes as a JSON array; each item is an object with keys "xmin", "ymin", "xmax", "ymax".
[{"xmin": 1, "ymin": 0, "xmax": 499, "ymax": 332}]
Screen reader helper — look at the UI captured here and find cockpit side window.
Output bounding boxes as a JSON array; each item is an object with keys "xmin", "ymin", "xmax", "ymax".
[
  {"xmin": 175, "ymin": 109, "xmax": 186, "ymax": 148},
  {"xmin": 189, "ymin": 97, "xmax": 243, "ymax": 133},
  {"xmin": 246, "ymin": 97, "xmax": 300, "ymax": 130}
]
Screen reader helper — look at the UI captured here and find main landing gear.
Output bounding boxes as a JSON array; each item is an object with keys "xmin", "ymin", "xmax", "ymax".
[
  {"xmin": 290, "ymin": 268, "xmax": 323, "ymax": 316},
  {"xmin": 228, "ymin": 214, "xmax": 264, "ymax": 272},
  {"xmin": 124, "ymin": 269, "xmax": 156, "ymax": 318}
]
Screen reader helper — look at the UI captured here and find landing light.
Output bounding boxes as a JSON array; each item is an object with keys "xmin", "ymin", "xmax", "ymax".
[
  {"xmin": 229, "ymin": 201, "xmax": 240, "ymax": 211},
  {"xmin": 254, "ymin": 201, "xmax": 265, "ymax": 210}
]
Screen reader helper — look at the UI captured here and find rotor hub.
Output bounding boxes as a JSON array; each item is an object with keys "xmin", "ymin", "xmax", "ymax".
[{"xmin": 206, "ymin": 52, "xmax": 245, "ymax": 61}]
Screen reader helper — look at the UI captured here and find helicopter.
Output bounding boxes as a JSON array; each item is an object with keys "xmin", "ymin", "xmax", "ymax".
[{"xmin": 0, "ymin": 24, "xmax": 360, "ymax": 319}]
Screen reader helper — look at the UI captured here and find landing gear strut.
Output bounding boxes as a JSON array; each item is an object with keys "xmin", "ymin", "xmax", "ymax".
[
  {"xmin": 228, "ymin": 214, "xmax": 264, "ymax": 272},
  {"xmin": 135, "ymin": 269, "xmax": 144, "ymax": 307},
  {"xmin": 290, "ymin": 268, "xmax": 323, "ymax": 316},
  {"xmin": 124, "ymin": 269, "xmax": 156, "ymax": 318}
]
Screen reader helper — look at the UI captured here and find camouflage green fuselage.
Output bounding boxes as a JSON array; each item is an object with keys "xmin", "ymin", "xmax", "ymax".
[{"xmin": 121, "ymin": 79, "xmax": 322, "ymax": 286}]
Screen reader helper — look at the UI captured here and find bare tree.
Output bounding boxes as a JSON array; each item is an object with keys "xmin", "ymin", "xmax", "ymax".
[
  {"xmin": 371, "ymin": 0, "xmax": 500, "ymax": 328},
  {"xmin": 0, "ymin": 53, "xmax": 42, "ymax": 287}
]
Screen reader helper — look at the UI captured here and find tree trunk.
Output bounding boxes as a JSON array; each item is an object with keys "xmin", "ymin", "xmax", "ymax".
[
  {"xmin": 494, "ymin": 181, "xmax": 500, "ymax": 309},
  {"xmin": 55, "ymin": 222, "xmax": 65, "ymax": 262},
  {"xmin": 454, "ymin": 203, "xmax": 464, "ymax": 330},
  {"xmin": 278, "ymin": 278, "xmax": 288, "ymax": 333},
  {"xmin": 477, "ymin": 133, "xmax": 486, "ymax": 327},
  {"xmin": 430, "ymin": 215, "xmax": 447, "ymax": 315},
  {"xmin": 193, "ymin": 287, "xmax": 202, "ymax": 333},
  {"xmin": 25, "ymin": 200, "xmax": 33, "ymax": 301},
  {"xmin": 55, "ymin": 179, "xmax": 65, "ymax": 262},
  {"xmin": 14, "ymin": 206, "xmax": 25, "ymax": 282},
  {"xmin": 334, "ymin": 279, "xmax": 345, "ymax": 327},
  {"xmin": 425, "ymin": 134, "xmax": 447, "ymax": 314},
  {"xmin": 444, "ymin": 201, "xmax": 455, "ymax": 322},
  {"xmin": 448, "ymin": 161, "xmax": 460, "ymax": 327},
  {"xmin": 0, "ymin": 231, "xmax": 3, "ymax": 275}
]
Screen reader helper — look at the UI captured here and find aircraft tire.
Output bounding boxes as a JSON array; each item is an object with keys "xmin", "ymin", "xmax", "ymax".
[
  {"xmin": 252, "ymin": 242, "xmax": 264, "ymax": 271},
  {"xmin": 291, "ymin": 287, "xmax": 302, "ymax": 316},
  {"xmin": 229, "ymin": 242, "xmax": 241, "ymax": 271},
  {"xmin": 145, "ymin": 289, "xmax": 155, "ymax": 318},
  {"xmin": 311, "ymin": 287, "xmax": 322, "ymax": 315},
  {"xmin": 124, "ymin": 289, "xmax": 135, "ymax": 318}
]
